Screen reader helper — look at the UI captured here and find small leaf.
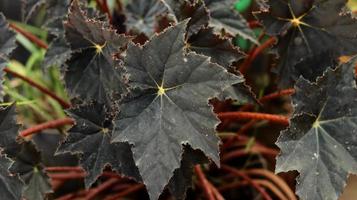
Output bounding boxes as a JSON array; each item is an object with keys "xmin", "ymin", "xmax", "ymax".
[
  {"xmin": 112, "ymin": 21, "xmax": 242, "ymax": 200},
  {"xmin": 64, "ymin": 1, "xmax": 129, "ymax": 103},
  {"xmin": 276, "ymin": 57, "xmax": 357, "ymax": 200},
  {"xmin": 256, "ymin": 0, "xmax": 357, "ymax": 87},
  {"xmin": 0, "ymin": 155, "xmax": 23, "ymax": 200},
  {"xmin": 9, "ymin": 142, "xmax": 52, "ymax": 200},
  {"xmin": 57, "ymin": 102, "xmax": 141, "ymax": 187},
  {"xmin": 125, "ymin": 0, "xmax": 169, "ymax": 37},
  {"xmin": 204, "ymin": 0, "xmax": 258, "ymax": 43}
]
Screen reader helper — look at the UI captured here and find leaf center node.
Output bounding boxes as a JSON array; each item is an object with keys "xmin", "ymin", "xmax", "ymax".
[
  {"xmin": 157, "ymin": 86, "xmax": 166, "ymax": 96},
  {"xmin": 94, "ymin": 42, "xmax": 106, "ymax": 54},
  {"xmin": 102, "ymin": 128, "xmax": 110, "ymax": 134},
  {"xmin": 290, "ymin": 18, "xmax": 302, "ymax": 27}
]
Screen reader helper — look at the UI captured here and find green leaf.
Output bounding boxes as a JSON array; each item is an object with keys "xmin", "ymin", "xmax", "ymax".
[
  {"xmin": 204, "ymin": 0, "xmax": 258, "ymax": 43},
  {"xmin": 57, "ymin": 102, "xmax": 141, "ymax": 187},
  {"xmin": 256, "ymin": 0, "xmax": 357, "ymax": 87},
  {"xmin": 112, "ymin": 21, "xmax": 242, "ymax": 200},
  {"xmin": 0, "ymin": 155, "xmax": 23, "ymax": 200},
  {"xmin": 64, "ymin": 1, "xmax": 129, "ymax": 104},
  {"xmin": 276, "ymin": 57, "xmax": 357, "ymax": 200}
]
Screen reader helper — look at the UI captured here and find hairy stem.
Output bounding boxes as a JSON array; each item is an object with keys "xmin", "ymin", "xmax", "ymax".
[
  {"xmin": 9, "ymin": 23, "xmax": 48, "ymax": 49},
  {"xmin": 218, "ymin": 112, "xmax": 289, "ymax": 126},
  {"xmin": 194, "ymin": 165, "xmax": 215, "ymax": 200},
  {"xmin": 239, "ymin": 37, "xmax": 277, "ymax": 75},
  {"xmin": 4, "ymin": 68, "xmax": 71, "ymax": 108},
  {"xmin": 20, "ymin": 118, "xmax": 75, "ymax": 137}
]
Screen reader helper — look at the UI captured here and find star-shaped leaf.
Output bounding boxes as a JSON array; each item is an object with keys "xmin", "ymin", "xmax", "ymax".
[
  {"xmin": 255, "ymin": 0, "xmax": 357, "ymax": 87},
  {"xmin": 57, "ymin": 102, "xmax": 141, "ymax": 187},
  {"xmin": 204, "ymin": 0, "xmax": 258, "ymax": 43},
  {"xmin": 112, "ymin": 21, "xmax": 242, "ymax": 200},
  {"xmin": 0, "ymin": 155, "xmax": 23, "ymax": 200},
  {"xmin": 164, "ymin": 0, "xmax": 209, "ymax": 37},
  {"xmin": 188, "ymin": 27, "xmax": 245, "ymax": 68},
  {"xmin": 64, "ymin": 1, "xmax": 129, "ymax": 103},
  {"xmin": 0, "ymin": 104, "xmax": 21, "ymax": 158},
  {"xmin": 276, "ymin": 57, "xmax": 357, "ymax": 200},
  {"xmin": 9, "ymin": 142, "xmax": 52, "ymax": 200},
  {"xmin": 125, "ymin": 0, "xmax": 169, "ymax": 37}
]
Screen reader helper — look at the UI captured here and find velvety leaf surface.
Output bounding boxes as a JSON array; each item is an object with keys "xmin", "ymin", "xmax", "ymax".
[
  {"xmin": 256, "ymin": 0, "xmax": 357, "ymax": 87},
  {"xmin": 204, "ymin": 0, "xmax": 257, "ymax": 43},
  {"xmin": 125, "ymin": 0, "xmax": 169, "ymax": 37},
  {"xmin": 32, "ymin": 132, "xmax": 78, "ymax": 167},
  {"xmin": 0, "ymin": 155, "xmax": 23, "ymax": 200},
  {"xmin": 188, "ymin": 27, "xmax": 244, "ymax": 68},
  {"xmin": 64, "ymin": 1, "xmax": 129, "ymax": 103},
  {"xmin": 164, "ymin": 0, "xmax": 209, "ymax": 37},
  {"xmin": 112, "ymin": 21, "xmax": 242, "ymax": 200},
  {"xmin": 57, "ymin": 102, "xmax": 141, "ymax": 187},
  {"xmin": 0, "ymin": 104, "xmax": 21, "ymax": 157},
  {"xmin": 43, "ymin": 35, "xmax": 71, "ymax": 69},
  {"xmin": 276, "ymin": 57, "xmax": 357, "ymax": 200},
  {"xmin": 167, "ymin": 147, "xmax": 208, "ymax": 200},
  {"xmin": 0, "ymin": 13, "xmax": 16, "ymax": 67},
  {"xmin": 9, "ymin": 142, "xmax": 52, "ymax": 200}
]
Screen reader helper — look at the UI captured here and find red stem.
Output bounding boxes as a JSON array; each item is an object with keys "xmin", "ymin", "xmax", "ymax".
[
  {"xmin": 46, "ymin": 166, "xmax": 84, "ymax": 172},
  {"xmin": 239, "ymin": 37, "xmax": 277, "ymax": 75},
  {"xmin": 194, "ymin": 165, "xmax": 215, "ymax": 200},
  {"xmin": 48, "ymin": 172, "xmax": 87, "ymax": 180},
  {"xmin": 259, "ymin": 89, "xmax": 296, "ymax": 103},
  {"xmin": 20, "ymin": 118, "xmax": 75, "ymax": 137},
  {"xmin": 221, "ymin": 165, "xmax": 272, "ymax": 200},
  {"xmin": 249, "ymin": 20, "xmax": 261, "ymax": 28},
  {"xmin": 85, "ymin": 178, "xmax": 118, "ymax": 200},
  {"xmin": 104, "ymin": 184, "xmax": 145, "ymax": 200},
  {"xmin": 96, "ymin": 0, "xmax": 112, "ymax": 22},
  {"xmin": 4, "ymin": 68, "xmax": 71, "ymax": 108},
  {"xmin": 9, "ymin": 23, "xmax": 48, "ymax": 49},
  {"xmin": 218, "ymin": 112, "xmax": 289, "ymax": 126}
]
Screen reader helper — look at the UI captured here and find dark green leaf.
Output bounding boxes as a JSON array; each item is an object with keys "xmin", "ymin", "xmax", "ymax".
[
  {"xmin": 0, "ymin": 104, "xmax": 21, "ymax": 158},
  {"xmin": 125, "ymin": 0, "xmax": 169, "ymax": 37},
  {"xmin": 276, "ymin": 57, "xmax": 357, "ymax": 200},
  {"xmin": 204, "ymin": 0, "xmax": 258, "ymax": 43},
  {"xmin": 256, "ymin": 0, "xmax": 357, "ymax": 87},
  {"xmin": 0, "ymin": 155, "xmax": 23, "ymax": 200},
  {"xmin": 112, "ymin": 21, "xmax": 242, "ymax": 200},
  {"xmin": 9, "ymin": 142, "xmax": 52, "ymax": 200},
  {"xmin": 57, "ymin": 102, "xmax": 141, "ymax": 187},
  {"xmin": 0, "ymin": 13, "xmax": 16, "ymax": 67},
  {"xmin": 64, "ymin": 1, "xmax": 129, "ymax": 103},
  {"xmin": 32, "ymin": 131, "xmax": 78, "ymax": 167},
  {"xmin": 188, "ymin": 27, "xmax": 245, "ymax": 68},
  {"xmin": 164, "ymin": 0, "xmax": 209, "ymax": 37},
  {"xmin": 167, "ymin": 147, "xmax": 208, "ymax": 200}
]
